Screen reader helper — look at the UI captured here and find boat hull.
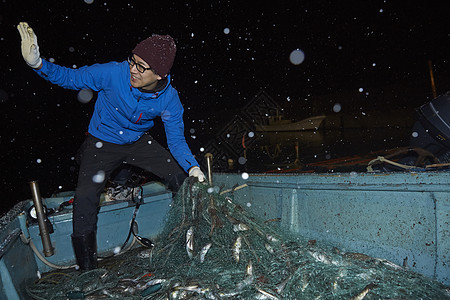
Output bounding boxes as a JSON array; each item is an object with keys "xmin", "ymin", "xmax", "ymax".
[
  {"xmin": 213, "ymin": 171, "xmax": 450, "ymax": 286},
  {"xmin": 0, "ymin": 172, "xmax": 449, "ymax": 298}
]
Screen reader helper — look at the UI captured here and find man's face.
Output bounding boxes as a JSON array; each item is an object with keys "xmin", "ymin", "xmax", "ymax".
[{"xmin": 129, "ymin": 54, "xmax": 162, "ymax": 90}]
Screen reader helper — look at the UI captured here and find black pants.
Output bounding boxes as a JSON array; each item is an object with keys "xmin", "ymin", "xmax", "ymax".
[{"xmin": 73, "ymin": 134, "xmax": 186, "ymax": 236}]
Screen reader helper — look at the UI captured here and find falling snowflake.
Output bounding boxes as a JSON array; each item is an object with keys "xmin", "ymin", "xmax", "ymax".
[
  {"xmin": 289, "ymin": 49, "xmax": 305, "ymax": 65},
  {"xmin": 92, "ymin": 170, "xmax": 105, "ymax": 183},
  {"xmin": 333, "ymin": 103, "xmax": 342, "ymax": 113}
]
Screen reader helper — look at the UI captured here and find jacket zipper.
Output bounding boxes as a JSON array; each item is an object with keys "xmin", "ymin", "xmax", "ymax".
[{"xmin": 135, "ymin": 113, "xmax": 143, "ymax": 124}]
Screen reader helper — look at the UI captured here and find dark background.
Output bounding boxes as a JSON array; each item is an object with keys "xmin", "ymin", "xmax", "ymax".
[{"xmin": 0, "ymin": 0, "xmax": 449, "ymax": 214}]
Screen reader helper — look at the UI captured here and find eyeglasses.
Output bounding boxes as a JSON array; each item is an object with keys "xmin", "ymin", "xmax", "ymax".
[{"xmin": 128, "ymin": 55, "xmax": 156, "ymax": 74}]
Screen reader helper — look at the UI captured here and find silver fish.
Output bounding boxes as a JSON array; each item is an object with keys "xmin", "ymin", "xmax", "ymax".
[
  {"xmin": 266, "ymin": 234, "xmax": 279, "ymax": 243},
  {"xmin": 237, "ymin": 260, "xmax": 254, "ymax": 290},
  {"xmin": 170, "ymin": 289, "xmax": 188, "ymax": 299},
  {"xmin": 301, "ymin": 280, "xmax": 309, "ymax": 292},
  {"xmin": 265, "ymin": 243, "xmax": 275, "ymax": 254},
  {"xmin": 233, "ymin": 223, "xmax": 250, "ymax": 232},
  {"xmin": 246, "ymin": 259, "xmax": 253, "ymax": 276},
  {"xmin": 144, "ymin": 278, "xmax": 166, "ymax": 286},
  {"xmin": 233, "ymin": 236, "xmax": 242, "ymax": 263},
  {"xmin": 308, "ymin": 250, "xmax": 338, "ymax": 265},
  {"xmin": 275, "ymin": 274, "xmax": 293, "ymax": 294},
  {"xmin": 219, "ymin": 291, "xmax": 242, "ymax": 297},
  {"xmin": 350, "ymin": 283, "xmax": 378, "ymax": 300},
  {"xmin": 186, "ymin": 226, "xmax": 194, "ymax": 259},
  {"xmin": 200, "ymin": 243, "xmax": 212, "ymax": 263},
  {"xmin": 175, "ymin": 284, "xmax": 199, "ymax": 292},
  {"xmin": 169, "ymin": 282, "xmax": 182, "ymax": 299},
  {"xmin": 375, "ymin": 258, "xmax": 403, "ymax": 270},
  {"xmin": 174, "ymin": 285, "xmax": 217, "ymax": 299},
  {"xmin": 255, "ymin": 286, "xmax": 280, "ymax": 300},
  {"xmin": 191, "ymin": 196, "xmax": 196, "ymax": 219}
]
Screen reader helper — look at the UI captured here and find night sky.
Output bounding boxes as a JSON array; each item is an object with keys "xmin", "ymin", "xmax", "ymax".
[{"xmin": 1, "ymin": 0, "xmax": 449, "ymax": 214}]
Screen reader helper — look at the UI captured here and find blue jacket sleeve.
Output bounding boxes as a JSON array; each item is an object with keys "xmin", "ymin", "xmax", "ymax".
[
  {"xmin": 33, "ymin": 59, "xmax": 111, "ymax": 91},
  {"xmin": 161, "ymin": 91, "xmax": 199, "ymax": 172}
]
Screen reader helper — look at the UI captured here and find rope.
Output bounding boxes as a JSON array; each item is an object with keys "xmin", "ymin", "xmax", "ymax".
[
  {"xmin": 367, "ymin": 156, "xmax": 415, "ymax": 172},
  {"xmin": 219, "ymin": 183, "xmax": 248, "ymax": 195},
  {"xmin": 367, "ymin": 155, "xmax": 450, "ymax": 172}
]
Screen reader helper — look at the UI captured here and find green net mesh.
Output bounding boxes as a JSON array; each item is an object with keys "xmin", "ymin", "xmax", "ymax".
[{"xmin": 26, "ymin": 179, "xmax": 450, "ymax": 299}]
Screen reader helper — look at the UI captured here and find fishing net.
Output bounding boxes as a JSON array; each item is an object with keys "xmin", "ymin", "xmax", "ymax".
[
  {"xmin": 0, "ymin": 200, "xmax": 27, "ymax": 231},
  {"xmin": 26, "ymin": 178, "xmax": 449, "ymax": 299}
]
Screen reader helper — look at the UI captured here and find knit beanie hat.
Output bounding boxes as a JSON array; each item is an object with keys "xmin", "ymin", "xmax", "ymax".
[{"xmin": 132, "ymin": 34, "xmax": 176, "ymax": 78}]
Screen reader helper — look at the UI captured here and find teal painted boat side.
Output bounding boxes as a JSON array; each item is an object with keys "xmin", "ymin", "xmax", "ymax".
[
  {"xmin": 213, "ymin": 172, "xmax": 450, "ymax": 286},
  {"xmin": 0, "ymin": 214, "xmax": 38, "ymax": 300},
  {"xmin": 0, "ymin": 182, "xmax": 172, "ymax": 299},
  {"xmin": 28, "ymin": 182, "xmax": 172, "ymax": 273}
]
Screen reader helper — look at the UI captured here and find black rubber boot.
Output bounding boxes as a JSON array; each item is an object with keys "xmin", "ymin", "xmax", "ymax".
[{"xmin": 71, "ymin": 231, "xmax": 98, "ymax": 272}]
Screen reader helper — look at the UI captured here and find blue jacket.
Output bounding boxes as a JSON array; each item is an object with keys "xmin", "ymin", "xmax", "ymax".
[{"xmin": 34, "ymin": 59, "xmax": 198, "ymax": 172}]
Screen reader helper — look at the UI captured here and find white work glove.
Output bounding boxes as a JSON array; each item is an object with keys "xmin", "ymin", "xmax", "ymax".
[
  {"xmin": 189, "ymin": 166, "xmax": 205, "ymax": 183},
  {"xmin": 17, "ymin": 22, "xmax": 42, "ymax": 69}
]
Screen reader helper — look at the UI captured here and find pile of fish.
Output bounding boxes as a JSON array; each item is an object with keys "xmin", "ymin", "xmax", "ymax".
[{"xmin": 27, "ymin": 179, "xmax": 450, "ymax": 299}]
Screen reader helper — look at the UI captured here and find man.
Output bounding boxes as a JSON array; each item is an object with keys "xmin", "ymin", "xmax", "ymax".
[{"xmin": 17, "ymin": 22, "xmax": 205, "ymax": 271}]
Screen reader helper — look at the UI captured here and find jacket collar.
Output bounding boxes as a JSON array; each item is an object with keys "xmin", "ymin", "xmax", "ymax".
[
  {"xmin": 139, "ymin": 77, "xmax": 168, "ymax": 94},
  {"xmin": 129, "ymin": 74, "xmax": 171, "ymax": 100}
]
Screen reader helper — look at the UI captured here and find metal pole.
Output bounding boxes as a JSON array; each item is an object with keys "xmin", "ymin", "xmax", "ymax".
[
  {"xmin": 205, "ymin": 153, "xmax": 213, "ymax": 186},
  {"xmin": 29, "ymin": 181, "xmax": 54, "ymax": 257}
]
